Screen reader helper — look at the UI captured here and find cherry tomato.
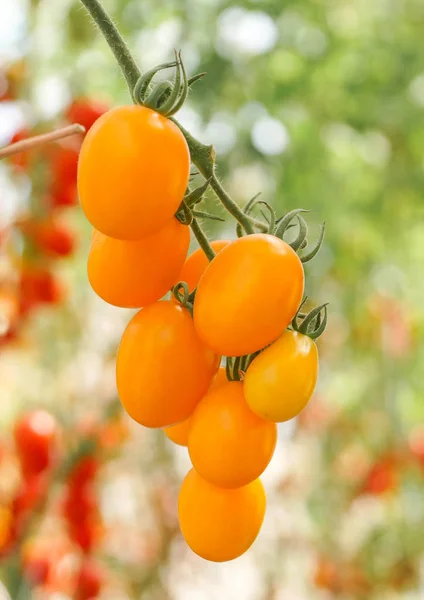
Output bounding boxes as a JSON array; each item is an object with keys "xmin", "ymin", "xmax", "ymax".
[
  {"xmin": 68, "ymin": 456, "xmax": 99, "ymax": 489},
  {"xmin": 175, "ymin": 240, "xmax": 230, "ymax": 295},
  {"xmin": 362, "ymin": 457, "xmax": 398, "ymax": 495},
  {"xmin": 21, "ymin": 218, "xmax": 75, "ymax": 258},
  {"xmin": 188, "ymin": 382, "xmax": 276, "ymax": 488},
  {"xmin": 76, "ymin": 558, "xmax": 104, "ymax": 600},
  {"xmin": 117, "ymin": 301, "xmax": 219, "ymax": 428},
  {"xmin": 66, "ymin": 99, "xmax": 108, "ymax": 132},
  {"xmin": 69, "ymin": 517, "xmax": 102, "ymax": 554},
  {"xmin": 49, "ymin": 145, "xmax": 79, "ymax": 207},
  {"xmin": 78, "ymin": 106, "xmax": 190, "ymax": 240},
  {"xmin": 19, "ymin": 267, "xmax": 64, "ymax": 314},
  {"xmin": 178, "ymin": 469, "xmax": 266, "ymax": 562},
  {"xmin": 63, "ymin": 485, "xmax": 98, "ymax": 525},
  {"xmin": 244, "ymin": 330, "xmax": 318, "ymax": 422},
  {"xmin": 164, "ymin": 367, "xmax": 228, "ymax": 446},
  {"xmin": 14, "ymin": 410, "xmax": 59, "ymax": 476},
  {"xmin": 194, "ymin": 234, "xmax": 304, "ymax": 356},
  {"xmin": 88, "ymin": 219, "xmax": 189, "ymax": 308}
]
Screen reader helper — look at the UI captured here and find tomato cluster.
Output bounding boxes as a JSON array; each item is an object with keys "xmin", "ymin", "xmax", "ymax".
[
  {"xmin": 77, "ymin": 102, "xmax": 326, "ymax": 562},
  {"xmin": 0, "ymin": 95, "xmax": 109, "ymax": 349}
]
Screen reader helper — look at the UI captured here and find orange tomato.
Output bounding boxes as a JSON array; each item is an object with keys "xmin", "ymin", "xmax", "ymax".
[
  {"xmin": 244, "ymin": 330, "xmax": 318, "ymax": 422},
  {"xmin": 164, "ymin": 366, "xmax": 227, "ymax": 446},
  {"xmin": 78, "ymin": 106, "xmax": 190, "ymax": 240},
  {"xmin": 116, "ymin": 301, "xmax": 219, "ymax": 428},
  {"xmin": 88, "ymin": 219, "xmax": 189, "ymax": 308},
  {"xmin": 193, "ymin": 234, "xmax": 304, "ymax": 356},
  {"xmin": 178, "ymin": 469, "xmax": 266, "ymax": 562},
  {"xmin": 175, "ymin": 240, "xmax": 230, "ymax": 294},
  {"xmin": 188, "ymin": 382, "xmax": 276, "ymax": 488}
]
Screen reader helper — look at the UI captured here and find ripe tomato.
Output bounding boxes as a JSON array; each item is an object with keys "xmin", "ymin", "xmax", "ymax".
[
  {"xmin": 244, "ymin": 330, "xmax": 318, "ymax": 422},
  {"xmin": 175, "ymin": 240, "xmax": 230, "ymax": 294},
  {"xmin": 66, "ymin": 99, "xmax": 108, "ymax": 132},
  {"xmin": 193, "ymin": 234, "xmax": 304, "ymax": 356},
  {"xmin": 49, "ymin": 145, "xmax": 79, "ymax": 207},
  {"xmin": 14, "ymin": 410, "xmax": 59, "ymax": 476},
  {"xmin": 362, "ymin": 457, "xmax": 398, "ymax": 495},
  {"xmin": 178, "ymin": 469, "xmax": 266, "ymax": 562},
  {"xmin": 76, "ymin": 559, "xmax": 104, "ymax": 600},
  {"xmin": 116, "ymin": 301, "xmax": 219, "ymax": 428},
  {"xmin": 78, "ymin": 106, "xmax": 190, "ymax": 240},
  {"xmin": 63, "ymin": 485, "xmax": 98, "ymax": 525},
  {"xmin": 164, "ymin": 367, "xmax": 228, "ymax": 446},
  {"xmin": 69, "ymin": 517, "xmax": 102, "ymax": 554},
  {"xmin": 88, "ymin": 219, "xmax": 189, "ymax": 308},
  {"xmin": 188, "ymin": 382, "xmax": 276, "ymax": 488},
  {"xmin": 19, "ymin": 267, "xmax": 64, "ymax": 314},
  {"xmin": 68, "ymin": 456, "xmax": 99, "ymax": 489},
  {"xmin": 21, "ymin": 218, "xmax": 75, "ymax": 258}
]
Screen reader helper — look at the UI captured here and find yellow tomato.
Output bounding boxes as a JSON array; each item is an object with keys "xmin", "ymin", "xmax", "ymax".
[
  {"xmin": 178, "ymin": 469, "xmax": 266, "ymax": 562},
  {"xmin": 244, "ymin": 330, "xmax": 318, "ymax": 422}
]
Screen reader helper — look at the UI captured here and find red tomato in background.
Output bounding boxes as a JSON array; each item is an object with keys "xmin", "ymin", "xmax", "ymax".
[
  {"xmin": 14, "ymin": 410, "xmax": 59, "ymax": 476},
  {"xmin": 66, "ymin": 99, "xmax": 108, "ymax": 132},
  {"xmin": 76, "ymin": 558, "xmax": 104, "ymax": 599}
]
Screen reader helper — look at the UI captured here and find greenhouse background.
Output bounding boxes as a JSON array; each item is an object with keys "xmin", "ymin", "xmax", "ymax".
[{"xmin": 1, "ymin": 0, "xmax": 424, "ymax": 598}]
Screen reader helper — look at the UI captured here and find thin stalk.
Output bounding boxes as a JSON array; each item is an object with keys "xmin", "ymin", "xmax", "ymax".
[
  {"xmin": 0, "ymin": 124, "xmax": 85, "ymax": 159},
  {"xmin": 79, "ymin": 0, "xmax": 141, "ymax": 92},
  {"xmin": 190, "ymin": 218, "xmax": 216, "ymax": 261}
]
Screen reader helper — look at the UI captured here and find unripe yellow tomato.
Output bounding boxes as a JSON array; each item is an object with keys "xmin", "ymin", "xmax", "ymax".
[{"xmin": 244, "ymin": 330, "xmax": 318, "ymax": 422}]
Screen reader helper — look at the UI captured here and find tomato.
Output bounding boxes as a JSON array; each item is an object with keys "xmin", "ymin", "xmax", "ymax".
[
  {"xmin": 188, "ymin": 382, "xmax": 276, "ymax": 488},
  {"xmin": 164, "ymin": 366, "xmax": 227, "ymax": 446},
  {"xmin": 178, "ymin": 469, "xmax": 266, "ymax": 562},
  {"xmin": 9, "ymin": 129, "xmax": 31, "ymax": 170},
  {"xmin": 0, "ymin": 507, "xmax": 14, "ymax": 554},
  {"xmin": 69, "ymin": 517, "xmax": 102, "ymax": 554},
  {"xmin": 88, "ymin": 219, "xmax": 189, "ymax": 308},
  {"xmin": 66, "ymin": 99, "xmax": 108, "ymax": 132},
  {"xmin": 14, "ymin": 410, "xmax": 59, "ymax": 476},
  {"xmin": 12, "ymin": 475, "xmax": 48, "ymax": 532},
  {"xmin": 63, "ymin": 485, "xmax": 97, "ymax": 525},
  {"xmin": 76, "ymin": 559, "xmax": 104, "ymax": 600},
  {"xmin": 116, "ymin": 301, "xmax": 219, "ymax": 428},
  {"xmin": 68, "ymin": 456, "xmax": 99, "ymax": 489},
  {"xmin": 193, "ymin": 234, "xmax": 304, "ymax": 356},
  {"xmin": 20, "ymin": 267, "xmax": 64, "ymax": 314},
  {"xmin": 175, "ymin": 240, "xmax": 230, "ymax": 294},
  {"xmin": 244, "ymin": 330, "xmax": 318, "ymax": 422},
  {"xmin": 21, "ymin": 218, "xmax": 75, "ymax": 258},
  {"xmin": 49, "ymin": 146, "xmax": 79, "ymax": 207},
  {"xmin": 362, "ymin": 457, "xmax": 398, "ymax": 495},
  {"xmin": 78, "ymin": 106, "xmax": 190, "ymax": 240}
]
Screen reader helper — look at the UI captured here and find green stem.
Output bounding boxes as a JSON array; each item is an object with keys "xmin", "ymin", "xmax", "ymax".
[
  {"xmin": 190, "ymin": 218, "xmax": 216, "ymax": 261},
  {"xmin": 79, "ymin": 0, "xmax": 141, "ymax": 92},
  {"xmin": 79, "ymin": 0, "xmax": 260, "ymax": 235}
]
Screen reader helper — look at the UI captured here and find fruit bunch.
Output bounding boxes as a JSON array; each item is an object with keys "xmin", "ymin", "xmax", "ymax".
[
  {"xmin": 76, "ymin": 9, "xmax": 328, "ymax": 563},
  {"xmin": 0, "ymin": 96, "xmax": 108, "ymax": 349}
]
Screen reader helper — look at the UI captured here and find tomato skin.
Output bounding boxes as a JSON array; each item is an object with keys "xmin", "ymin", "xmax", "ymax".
[
  {"xmin": 116, "ymin": 301, "xmax": 219, "ymax": 428},
  {"xmin": 244, "ymin": 330, "xmax": 318, "ymax": 422},
  {"xmin": 188, "ymin": 382, "xmax": 276, "ymax": 488},
  {"xmin": 76, "ymin": 559, "xmax": 104, "ymax": 600},
  {"xmin": 78, "ymin": 106, "xmax": 190, "ymax": 240},
  {"xmin": 164, "ymin": 367, "xmax": 227, "ymax": 446},
  {"xmin": 193, "ymin": 234, "xmax": 304, "ymax": 356},
  {"xmin": 175, "ymin": 240, "xmax": 230, "ymax": 294},
  {"xmin": 88, "ymin": 219, "xmax": 190, "ymax": 308},
  {"xmin": 14, "ymin": 410, "xmax": 59, "ymax": 476},
  {"xmin": 178, "ymin": 469, "xmax": 266, "ymax": 562}
]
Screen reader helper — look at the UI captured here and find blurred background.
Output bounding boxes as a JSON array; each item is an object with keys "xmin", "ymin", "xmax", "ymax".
[{"xmin": 1, "ymin": 0, "xmax": 424, "ymax": 598}]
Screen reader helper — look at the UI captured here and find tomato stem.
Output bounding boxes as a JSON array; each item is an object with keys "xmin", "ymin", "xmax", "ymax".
[
  {"xmin": 79, "ymin": 0, "xmax": 141, "ymax": 92},
  {"xmin": 190, "ymin": 218, "xmax": 216, "ymax": 262},
  {"xmin": 0, "ymin": 124, "xmax": 85, "ymax": 160},
  {"xmin": 79, "ymin": 0, "xmax": 264, "ymax": 236}
]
